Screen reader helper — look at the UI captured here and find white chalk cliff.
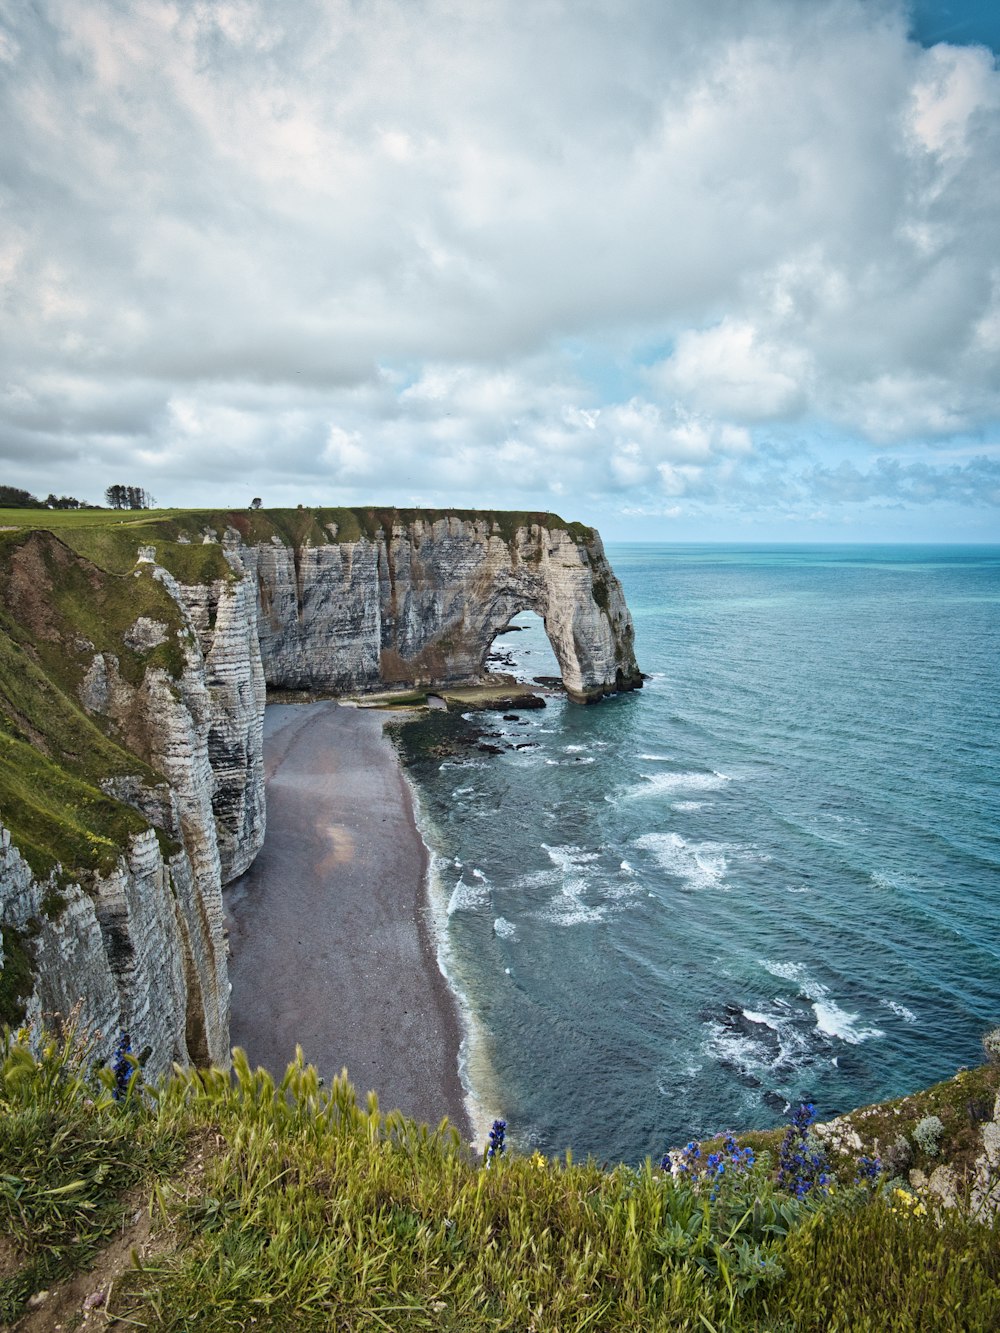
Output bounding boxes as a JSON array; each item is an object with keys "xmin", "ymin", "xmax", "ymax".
[{"xmin": 0, "ymin": 510, "xmax": 639, "ymax": 1073}]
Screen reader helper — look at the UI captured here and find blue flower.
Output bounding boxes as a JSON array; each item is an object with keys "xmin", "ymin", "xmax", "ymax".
[
  {"xmin": 111, "ymin": 1030, "xmax": 134, "ymax": 1103},
  {"xmin": 485, "ymin": 1118, "xmax": 506, "ymax": 1165},
  {"xmin": 854, "ymin": 1154, "xmax": 882, "ymax": 1185},
  {"xmin": 778, "ymin": 1102, "xmax": 830, "ymax": 1197}
]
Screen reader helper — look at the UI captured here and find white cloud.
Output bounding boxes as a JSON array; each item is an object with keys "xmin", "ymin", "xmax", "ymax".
[
  {"xmin": 0, "ymin": 0, "xmax": 997, "ymax": 535},
  {"xmin": 653, "ymin": 320, "xmax": 811, "ymax": 421}
]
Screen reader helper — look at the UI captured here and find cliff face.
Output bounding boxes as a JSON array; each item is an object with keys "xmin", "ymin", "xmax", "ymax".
[
  {"xmin": 245, "ymin": 514, "xmax": 640, "ymax": 703},
  {"xmin": 0, "ymin": 509, "xmax": 639, "ymax": 1072},
  {"xmin": 0, "ymin": 530, "xmax": 265, "ymax": 1074}
]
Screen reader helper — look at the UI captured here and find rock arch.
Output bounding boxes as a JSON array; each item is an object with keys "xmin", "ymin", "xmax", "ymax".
[{"xmin": 249, "ymin": 511, "xmax": 643, "ymax": 703}]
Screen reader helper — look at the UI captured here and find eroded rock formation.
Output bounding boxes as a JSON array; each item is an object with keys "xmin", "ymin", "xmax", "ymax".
[
  {"xmin": 243, "ymin": 513, "xmax": 640, "ymax": 702},
  {"xmin": 0, "ymin": 509, "xmax": 640, "ymax": 1072}
]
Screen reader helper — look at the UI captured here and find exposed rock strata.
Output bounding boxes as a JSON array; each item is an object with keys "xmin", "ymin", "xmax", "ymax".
[
  {"xmin": 0, "ymin": 510, "xmax": 639, "ymax": 1073},
  {"xmin": 0, "ymin": 822, "xmax": 201, "ymax": 1079},
  {"xmin": 244, "ymin": 516, "xmax": 640, "ymax": 703}
]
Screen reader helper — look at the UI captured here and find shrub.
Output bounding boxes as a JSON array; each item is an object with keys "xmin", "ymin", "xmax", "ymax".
[{"xmin": 912, "ymin": 1114, "xmax": 945, "ymax": 1157}]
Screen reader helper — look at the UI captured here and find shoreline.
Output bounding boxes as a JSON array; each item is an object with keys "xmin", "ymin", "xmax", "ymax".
[
  {"xmin": 397, "ymin": 764, "xmax": 495, "ymax": 1150},
  {"xmin": 224, "ymin": 701, "xmax": 471, "ymax": 1142}
]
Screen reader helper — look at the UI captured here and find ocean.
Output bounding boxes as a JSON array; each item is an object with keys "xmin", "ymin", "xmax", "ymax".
[{"xmin": 392, "ymin": 544, "xmax": 1000, "ymax": 1165}]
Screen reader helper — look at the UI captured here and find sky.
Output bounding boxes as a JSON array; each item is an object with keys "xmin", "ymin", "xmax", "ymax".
[{"xmin": 1, "ymin": 0, "xmax": 998, "ymax": 541}]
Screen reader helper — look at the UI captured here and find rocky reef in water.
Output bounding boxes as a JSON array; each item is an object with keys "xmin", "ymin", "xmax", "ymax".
[{"xmin": 0, "ymin": 507, "xmax": 640, "ymax": 1075}]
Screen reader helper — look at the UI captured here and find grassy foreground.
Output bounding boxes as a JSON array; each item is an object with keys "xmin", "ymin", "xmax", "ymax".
[{"xmin": 2, "ymin": 1029, "xmax": 999, "ymax": 1331}]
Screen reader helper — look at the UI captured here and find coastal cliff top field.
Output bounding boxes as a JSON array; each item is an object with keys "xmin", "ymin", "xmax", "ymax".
[
  {"xmin": 0, "ymin": 506, "xmax": 597, "ymax": 588},
  {"xmin": 0, "ymin": 506, "xmax": 594, "ymax": 544}
]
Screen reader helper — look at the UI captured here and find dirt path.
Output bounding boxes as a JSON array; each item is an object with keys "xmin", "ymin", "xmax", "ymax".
[{"xmin": 224, "ymin": 702, "xmax": 469, "ymax": 1138}]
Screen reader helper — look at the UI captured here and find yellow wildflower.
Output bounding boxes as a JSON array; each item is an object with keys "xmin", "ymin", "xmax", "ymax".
[{"xmin": 892, "ymin": 1187, "xmax": 927, "ymax": 1217}]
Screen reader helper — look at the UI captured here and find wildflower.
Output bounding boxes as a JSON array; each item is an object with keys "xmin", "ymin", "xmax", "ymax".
[
  {"xmin": 778, "ymin": 1102, "xmax": 830, "ymax": 1197},
  {"xmin": 892, "ymin": 1187, "xmax": 927, "ymax": 1217},
  {"xmin": 854, "ymin": 1154, "xmax": 882, "ymax": 1185},
  {"xmin": 111, "ymin": 1030, "xmax": 134, "ymax": 1102},
  {"xmin": 658, "ymin": 1153, "xmax": 672, "ymax": 1172},
  {"xmin": 722, "ymin": 1133, "xmax": 755, "ymax": 1171},
  {"xmin": 485, "ymin": 1118, "xmax": 506, "ymax": 1166},
  {"xmin": 530, "ymin": 1151, "xmax": 547, "ymax": 1171},
  {"xmin": 673, "ymin": 1142, "xmax": 700, "ymax": 1174}
]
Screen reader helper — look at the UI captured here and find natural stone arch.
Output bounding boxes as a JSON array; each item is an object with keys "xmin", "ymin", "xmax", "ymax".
[
  {"xmin": 472, "ymin": 589, "xmax": 573, "ymax": 691},
  {"xmin": 482, "ymin": 605, "xmax": 562, "ymax": 682},
  {"xmin": 249, "ymin": 510, "xmax": 642, "ymax": 703},
  {"xmin": 383, "ymin": 520, "xmax": 642, "ymax": 703}
]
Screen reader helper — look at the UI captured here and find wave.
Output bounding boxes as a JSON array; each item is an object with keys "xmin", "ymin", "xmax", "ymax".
[
  {"xmin": 403, "ymin": 777, "xmax": 493, "ymax": 1146},
  {"xmin": 702, "ymin": 1010, "xmax": 811, "ymax": 1086},
  {"xmin": 543, "ymin": 843, "xmax": 601, "ymax": 868},
  {"xmin": 881, "ymin": 999, "xmax": 918, "ymax": 1023},
  {"xmin": 635, "ymin": 831, "xmax": 733, "ymax": 891},
  {"xmin": 531, "ymin": 843, "xmax": 609, "ymax": 926},
  {"xmin": 537, "ymin": 897, "xmax": 606, "ymax": 927},
  {"xmin": 812, "ymin": 999, "xmax": 885, "ymax": 1045},
  {"xmin": 622, "ymin": 770, "xmax": 731, "ymax": 801},
  {"xmin": 447, "ymin": 867, "xmax": 492, "ymax": 915},
  {"xmin": 493, "ymin": 916, "xmax": 518, "ymax": 940},
  {"xmin": 759, "ymin": 959, "xmax": 886, "ymax": 1045}
]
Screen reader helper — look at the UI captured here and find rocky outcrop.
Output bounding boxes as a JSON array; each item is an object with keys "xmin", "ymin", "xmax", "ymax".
[
  {"xmin": 171, "ymin": 552, "xmax": 267, "ymax": 882},
  {"xmin": 0, "ymin": 818, "xmax": 210, "ymax": 1079},
  {"xmin": 0, "ymin": 509, "xmax": 639, "ymax": 1074},
  {"xmin": 244, "ymin": 514, "xmax": 641, "ymax": 703}
]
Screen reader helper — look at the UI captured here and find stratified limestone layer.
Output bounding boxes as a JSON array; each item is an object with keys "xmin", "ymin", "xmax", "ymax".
[{"xmin": 245, "ymin": 515, "xmax": 641, "ymax": 702}]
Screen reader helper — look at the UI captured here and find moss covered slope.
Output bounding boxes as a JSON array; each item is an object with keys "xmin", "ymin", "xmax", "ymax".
[{"xmin": 0, "ymin": 530, "xmax": 181, "ymax": 882}]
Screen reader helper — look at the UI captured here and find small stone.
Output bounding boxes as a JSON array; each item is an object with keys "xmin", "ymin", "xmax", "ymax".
[
  {"xmin": 83, "ymin": 1288, "xmax": 106, "ymax": 1311},
  {"xmin": 27, "ymin": 1290, "xmax": 50, "ymax": 1308}
]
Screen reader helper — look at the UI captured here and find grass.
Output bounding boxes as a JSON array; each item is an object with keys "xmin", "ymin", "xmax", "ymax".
[
  {"xmin": 0, "ymin": 534, "xmax": 183, "ymax": 887},
  {"xmin": 0, "ymin": 505, "xmax": 594, "ymax": 549},
  {"xmin": 0, "ymin": 1025, "xmax": 184, "ymax": 1321},
  {"xmin": 2, "ymin": 1029, "xmax": 998, "ymax": 1331},
  {"xmin": 0, "ymin": 505, "xmax": 596, "ymax": 596}
]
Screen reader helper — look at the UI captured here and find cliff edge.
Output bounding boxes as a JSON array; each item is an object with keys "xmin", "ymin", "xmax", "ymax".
[{"xmin": 0, "ymin": 507, "xmax": 640, "ymax": 1074}]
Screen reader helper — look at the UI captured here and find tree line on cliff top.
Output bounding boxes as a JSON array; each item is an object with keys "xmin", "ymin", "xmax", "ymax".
[{"xmin": 0, "ymin": 484, "xmax": 156, "ymax": 510}]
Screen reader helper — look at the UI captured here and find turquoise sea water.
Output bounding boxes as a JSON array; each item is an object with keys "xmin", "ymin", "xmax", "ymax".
[{"xmin": 395, "ymin": 545, "xmax": 1000, "ymax": 1164}]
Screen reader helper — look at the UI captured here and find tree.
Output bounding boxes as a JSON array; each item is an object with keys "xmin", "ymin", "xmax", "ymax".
[
  {"xmin": 105, "ymin": 485, "xmax": 154, "ymax": 510},
  {"xmin": 250, "ymin": 497, "xmax": 262, "ymax": 510},
  {"xmin": 45, "ymin": 494, "xmax": 85, "ymax": 510},
  {"xmin": 0, "ymin": 485, "xmax": 42, "ymax": 508}
]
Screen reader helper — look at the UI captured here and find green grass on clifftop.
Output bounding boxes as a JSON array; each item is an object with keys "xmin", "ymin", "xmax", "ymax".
[
  {"xmin": 2, "ymin": 1029, "xmax": 998, "ymax": 1332},
  {"xmin": 0, "ymin": 505, "xmax": 594, "ymax": 565}
]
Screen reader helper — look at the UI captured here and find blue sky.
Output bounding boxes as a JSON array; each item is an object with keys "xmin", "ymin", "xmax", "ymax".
[{"xmin": 1, "ymin": 1, "xmax": 998, "ymax": 541}]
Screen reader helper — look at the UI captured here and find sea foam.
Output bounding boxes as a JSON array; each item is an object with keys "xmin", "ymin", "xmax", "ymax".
[
  {"xmin": 635, "ymin": 831, "xmax": 733, "ymax": 891},
  {"xmin": 623, "ymin": 770, "xmax": 731, "ymax": 801},
  {"xmin": 759, "ymin": 960, "xmax": 886, "ymax": 1044}
]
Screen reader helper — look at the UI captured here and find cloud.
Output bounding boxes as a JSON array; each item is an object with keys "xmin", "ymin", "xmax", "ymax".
[
  {"xmin": 0, "ymin": 0, "xmax": 997, "ymax": 536},
  {"xmin": 652, "ymin": 321, "xmax": 811, "ymax": 421}
]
